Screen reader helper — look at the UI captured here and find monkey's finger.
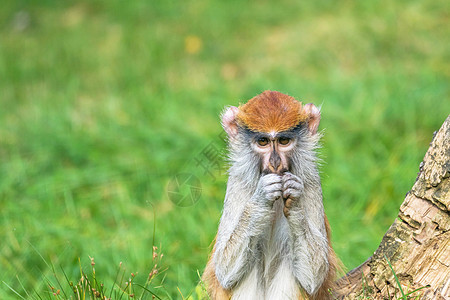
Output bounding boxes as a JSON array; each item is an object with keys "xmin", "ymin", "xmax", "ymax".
[
  {"xmin": 283, "ymin": 188, "xmax": 301, "ymax": 200},
  {"xmin": 283, "ymin": 189, "xmax": 291, "ymax": 199},
  {"xmin": 283, "ymin": 206, "xmax": 290, "ymax": 218},
  {"xmin": 269, "ymin": 182, "xmax": 282, "ymax": 188},
  {"xmin": 267, "ymin": 190, "xmax": 282, "ymax": 200},
  {"xmin": 282, "ymin": 182, "xmax": 303, "ymax": 193},
  {"xmin": 284, "ymin": 198, "xmax": 293, "ymax": 209},
  {"xmin": 262, "ymin": 173, "xmax": 282, "ymax": 182},
  {"xmin": 268, "ymin": 190, "xmax": 282, "ymax": 197},
  {"xmin": 282, "ymin": 172, "xmax": 295, "ymax": 182},
  {"xmin": 282, "ymin": 179, "xmax": 293, "ymax": 187},
  {"xmin": 265, "ymin": 183, "xmax": 282, "ymax": 194},
  {"xmin": 282, "ymin": 177, "xmax": 302, "ymax": 190}
]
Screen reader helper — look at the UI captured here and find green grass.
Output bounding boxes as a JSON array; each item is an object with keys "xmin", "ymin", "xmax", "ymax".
[{"xmin": 0, "ymin": 0, "xmax": 449, "ymax": 298}]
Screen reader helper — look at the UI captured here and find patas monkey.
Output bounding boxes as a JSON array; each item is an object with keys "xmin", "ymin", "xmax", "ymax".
[{"xmin": 202, "ymin": 91, "xmax": 338, "ymax": 299}]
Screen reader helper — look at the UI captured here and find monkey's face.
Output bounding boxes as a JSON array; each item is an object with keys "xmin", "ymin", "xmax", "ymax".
[
  {"xmin": 250, "ymin": 131, "xmax": 296, "ymax": 175},
  {"xmin": 221, "ymin": 91, "xmax": 321, "ymax": 177}
]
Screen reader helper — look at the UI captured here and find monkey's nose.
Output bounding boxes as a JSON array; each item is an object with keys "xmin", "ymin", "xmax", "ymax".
[{"xmin": 269, "ymin": 152, "xmax": 281, "ymax": 172}]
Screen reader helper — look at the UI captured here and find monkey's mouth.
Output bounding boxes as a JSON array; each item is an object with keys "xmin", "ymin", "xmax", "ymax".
[{"xmin": 262, "ymin": 167, "xmax": 289, "ymax": 176}]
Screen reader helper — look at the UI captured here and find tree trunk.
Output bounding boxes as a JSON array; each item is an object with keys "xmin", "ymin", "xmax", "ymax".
[{"xmin": 333, "ymin": 116, "xmax": 450, "ymax": 299}]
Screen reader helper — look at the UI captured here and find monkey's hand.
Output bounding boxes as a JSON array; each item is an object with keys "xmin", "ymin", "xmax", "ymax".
[
  {"xmin": 253, "ymin": 173, "xmax": 283, "ymax": 207},
  {"xmin": 281, "ymin": 172, "xmax": 304, "ymax": 217}
]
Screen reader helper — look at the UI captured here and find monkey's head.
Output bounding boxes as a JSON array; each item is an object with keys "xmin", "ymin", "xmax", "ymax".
[{"xmin": 222, "ymin": 91, "xmax": 320, "ymax": 175}]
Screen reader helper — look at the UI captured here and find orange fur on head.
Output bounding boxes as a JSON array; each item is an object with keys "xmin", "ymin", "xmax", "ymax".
[{"xmin": 236, "ymin": 91, "xmax": 309, "ymax": 133}]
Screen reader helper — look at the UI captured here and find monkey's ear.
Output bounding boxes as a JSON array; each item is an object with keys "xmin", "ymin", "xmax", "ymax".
[
  {"xmin": 221, "ymin": 106, "xmax": 239, "ymax": 138},
  {"xmin": 303, "ymin": 103, "xmax": 321, "ymax": 134}
]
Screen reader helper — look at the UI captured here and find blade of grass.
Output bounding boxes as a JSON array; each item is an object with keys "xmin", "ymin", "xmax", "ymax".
[
  {"xmin": 386, "ymin": 285, "xmax": 391, "ymax": 299},
  {"xmin": 360, "ymin": 271, "xmax": 369, "ymax": 299},
  {"xmin": 2, "ymin": 281, "xmax": 27, "ymax": 300},
  {"xmin": 49, "ymin": 262, "xmax": 68, "ymax": 299},
  {"xmin": 177, "ymin": 286, "xmax": 186, "ymax": 300},
  {"xmin": 110, "ymin": 262, "xmax": 123, "ymax": 299},
  {"xmin": 404, "ymin": 285, "xmax": 430, "ymax": 297},
  {"xmin": 384, "ymin": 254, "xmax": 405, "ymax": 299},
  {"xmin": 30, "ymin": 284, "xmax": 44, "ymax": 300},
  {"xmin": 138, "ymin": 273, "xmax": 151, "ymax": 300},
  {"xmin": 151, "ymin": 203, "xmax": 156, "ymax": 249},
  {"xmin": 133, "ymin": 283, "xmax": 163, "ymax": 300},
  {"xmin": 15, "ymin": 275, "xmax": 32, "ymax": 299},
  {"xmin": 26, "ymin": 241, "xmax": 51, "ymax": 269},
  {"xmin": 117, "ymin": 267, "xmax": 128, "ymax": 300},
  {"xmin": 59, "ymin": 265, "xmax": 72, "ymax": 290},
  {"xmin": 196, "ymin": 269, "xmax": 210, "ymax": 299},
  {"xmin": 26, "ymin": 239, "xmax": 60, "ymax": 298}
]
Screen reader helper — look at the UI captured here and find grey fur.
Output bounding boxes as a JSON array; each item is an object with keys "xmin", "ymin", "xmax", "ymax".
[{"xmin": 213, "ymin": 116, "xmax": 329, "ymax": 298}]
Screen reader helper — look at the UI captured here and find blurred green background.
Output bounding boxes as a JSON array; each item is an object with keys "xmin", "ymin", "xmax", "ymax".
[{"xmin": 0, "ymin": 0, "xmax": 448, "ymax": 298}]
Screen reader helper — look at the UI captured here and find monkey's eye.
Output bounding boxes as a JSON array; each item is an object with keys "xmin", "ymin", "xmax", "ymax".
[
  {"xmin": 257, "ymin": 137, "xmax": 270, "ymax": 146},
  {"xmin": 278, "ymin": 137, "xmax": 291, "ymax": 145}
]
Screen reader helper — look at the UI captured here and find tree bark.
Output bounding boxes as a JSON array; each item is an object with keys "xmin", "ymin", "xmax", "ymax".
[{"xmin": 333, "ymin": 116, "xmax": 450, "ymax": 299}]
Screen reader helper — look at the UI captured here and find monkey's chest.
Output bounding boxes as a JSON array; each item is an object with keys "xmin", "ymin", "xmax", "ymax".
[
  {"xmin": 263, "ymin": 199, "xmax": 293, "ymax": 275},
  {"xmin": 233, "ymin": 201, "xmax": 300, "ymax": 300}
]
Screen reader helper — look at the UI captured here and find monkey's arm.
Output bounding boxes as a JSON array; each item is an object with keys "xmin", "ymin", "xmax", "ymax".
[
  {"xmin": 213, "ymin": 174, "xmax": 281, "ymax": 290},
  {"xmin": 283, "ymin": 172, "xmax": 329, "ymax": 295}
]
